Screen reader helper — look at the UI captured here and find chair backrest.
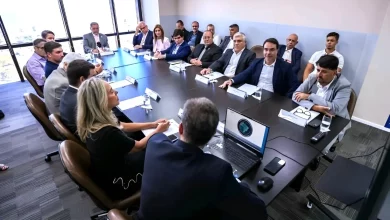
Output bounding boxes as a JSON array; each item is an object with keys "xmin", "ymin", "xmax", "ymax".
[
  {"xmin": 23, "ymin": 93, "xmax": 62, "ymax": 141},
  {"xmin": 250, "ymin": 45, "xmax": 264, "ymax": 58},
  {"xmin": 49, "ymin": 113, "xmax": 85, "ymax": 146},
  {"xmin": 347, "ymin": 88, "xmax": 357, "ymax": 117},
  {"xmin": 59, "ymin": 140, "xmax": 116, "ymax": 210},
  {"xmin": 23, "ymin": 65, "xmax": 44, "ymax": 98}
]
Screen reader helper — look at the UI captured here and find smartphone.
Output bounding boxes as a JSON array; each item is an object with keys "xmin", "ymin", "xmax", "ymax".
[
  {"xmin": 308, "ymin": 118, "xmax": 321, "ymax": 128},
  {"xmin": 264, "ymin": 157, "xmax": 286, "ymax": 176},
  {"xmin": 168, "ymin": 134, "xmax": 178, "ymax": 142}
]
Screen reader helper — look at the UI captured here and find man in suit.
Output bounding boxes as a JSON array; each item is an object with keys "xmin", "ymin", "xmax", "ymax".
[
  {"xmin": 154, "ymin": 29, "xmax": 191, "ymax": 61},
  {"xmin": 220, "ymin": 38, "xmax": 298, "ymax": 98},
  {"xmin": 133, "ymin": 21, "xmax": 153, "ymax": 50},
  {"xmin": 220, "ymin": 24, "xmax": 239, "ymax": 52},
  {"xmin": 200, "ymin": 32, "xmax": 255, "ymax": 77},
  {"xmin": 171, "ymin": 20, "xmax": 189, "ymax": 42},
  {"xmin": 83, "ymin": 22, "xmax": 110, "ymax": 54},
  {"xmin": 187, "ymin": 30, "xmax": 222, "ymax": 68},
  {"xmin": 134, "ymin": 97, "xmax": 267, "ymax": 220},
  {"xmin": 187, "ymin": 21, "xmax": 203, "ymax": 47},
  {"xmin": 277, "ymin": 34, "xmax": 302, "ymax": 76}
]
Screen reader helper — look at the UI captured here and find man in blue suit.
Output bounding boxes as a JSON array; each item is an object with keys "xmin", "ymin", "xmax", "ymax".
[
  {"xmin": 134, "ymin": 97, "xmax": 267, "ymax": 220},
  {"xmin": 277, "ymin": 34, "xmax": 302, "ymax": 76},
  {"xmin": 220, "ymin": 38, "xmax": 299, "ymax": 98},
  {"xmin": 154, "ymin": 29, "xmax": 191, "ymax": 61},
  {"xmin": 132, "ymin": 21, "xmax": 153, "ymax": 50}
]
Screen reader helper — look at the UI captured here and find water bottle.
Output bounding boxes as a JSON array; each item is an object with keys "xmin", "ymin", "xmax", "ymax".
[
  {"xmin": 90, "ymin": 52, "xmax": 96, "ymax": 63},
  {"xmin": 254, "ymin": 87, "xmax": 263, "ymax": 101}
]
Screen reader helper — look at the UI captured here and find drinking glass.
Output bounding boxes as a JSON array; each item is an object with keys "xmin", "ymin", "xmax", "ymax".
[{"xmin": 320, "ymin": 115, "xmax": 332, "ymax": 132}]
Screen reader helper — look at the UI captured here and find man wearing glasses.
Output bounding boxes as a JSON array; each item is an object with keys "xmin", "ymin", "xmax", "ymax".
[
  {"xmin": 277, "ymin": 34, "xmax": 302, "ymax": 76},
  {"xmin": 154, "ymin": 29, "xmax": 191, "ymax": 61},
  {"xmin": 187, "ymin": 21, "xmax": 203, "ymax": 48},
  {"xmin": 26, "ymin": 38, "xmax": 47, "ymax": 90},
  {"xmin": 200, "ymin": 32, "xmax": 255, "ymax": 78},
  {"xmin": 133, "ymin": 21, "xmax": 153, "ymax": 50}
]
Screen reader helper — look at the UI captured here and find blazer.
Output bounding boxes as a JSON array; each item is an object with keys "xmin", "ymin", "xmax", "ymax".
[
  {"xmin": 132, "ymin": 30, "xmax": 154, "ymax": 50},
  {"xmin": 293, "ymin": 74, "xmax": 351, "ymax": 119},
  {"xmin": 219, "ymin": 36, "xmax": 231, "ymax": 51},
  {"xmin": 59, "ymin": 86, "xmax": 78, "ymax": 135},
  {"xmin": 161, "ymin": 41, "xmax": 191, "ymax": 61},
  {"xmin": 232, "ymin": 58, "xmax": 299, "ymax": 98},
  {"xmin": 83, "ymin": 33, "xmax": 109, "ymax": 53},
  {"xmin": 187, "ymin": 43, "xmax": 223, "ymax": 68},
  {"xmin": 43, "ymin": 67, "xmax": 68, "ymax": 114},
  {"xmin": 135, "ymin": 133, "xmax": 267, "ymax": 220},
  {"xmin": 186, "ymin": 31, "xmax": 203, "ymax": 46},
  {"xmin": 277, "ymin": 45, "xmax": 303, "ymax": 75},
  {"xmin": 209, "ymin": 49, "xmax": 255, "ymax": 76}
]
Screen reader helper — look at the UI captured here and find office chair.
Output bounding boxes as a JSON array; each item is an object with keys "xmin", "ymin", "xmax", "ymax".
[
  {"xmin": 59, "ymin": 140, "xmax": 141, "ymax": 219},
  {"xmin": 22, "ymin": 65, "xmax": 44, "ymax": 98},
  {"xmin": 23, "ymin": 93, "xmax": 62, "ymax": 162},
  {"xmin": 49, "ymin": 113, "xmax": 85, "ymax": 147},
  {"xmin": 250, "ymin": 45, "xmax": 264, "ymax": 58},
  {"xmin": 108, "ymin": 209, "xmax": 133, "ymax": 220},
  {"xmin": 347, "ymin": 88, "xmax": 357, "ymax": 118}
]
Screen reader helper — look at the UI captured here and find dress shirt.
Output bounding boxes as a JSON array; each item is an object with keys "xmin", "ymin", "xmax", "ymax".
[
  {"xmin": 172, "ymin": 42, "xmax": 183, "ymax": 55},
  {"xmin": 93, "ymin": 33, "xmax": 100, "ymax": 44},
  {"xmin": 140, "ymin": 31, "xmax": 148, "ymax": 46},
  {"xmin": 309, "ymin": 49, "xmax": 344, "ymax": 75},
  {"xmin": 26, "ymin": 52, "xmax": 47, "ymax": 86},
  {"xmin": 282, "ymin": 48, "xmax": 293, "ymax": 62},
  {"xmin": 316, "ymin": 76, "xmax": 336, "ymax": 98},
  {"xmin": 198, "ymin": 45, "xmax": 209, "ymax": 60},
  {"xmin": 188, "ymin": 33, "xmax": 197, "ymax": 46},
  {"xmin": 153, "ymin": 37, "xmax": 170, "ymax": 52},
  {"xmin": 223, "ymin": 38, "xmax": 234, "ymax": 53},
  {"xmin": 223, "ymin": 48, "xmax": 244, "ymax": 78},
  {"xmin": 257, "ymin": 60, "xmax": 276, "ymax": 92}
]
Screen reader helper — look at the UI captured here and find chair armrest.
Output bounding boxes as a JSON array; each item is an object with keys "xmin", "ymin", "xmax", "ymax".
[
  {"xmin": 307, "ymin": 194, "xmax": 341, "ymax": 220},
  {"xmin": 115, "ymin": 190, "xmax": 141, "ymax": 210},
  {"xmin": 108, "ymin": 209, "xmax": 131, "ymax": 220}
]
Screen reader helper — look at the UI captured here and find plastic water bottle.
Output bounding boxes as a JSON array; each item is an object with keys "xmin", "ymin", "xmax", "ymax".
[{"xmin": 90, "ymin": 52, "xmax": 96, "ymax": 63}]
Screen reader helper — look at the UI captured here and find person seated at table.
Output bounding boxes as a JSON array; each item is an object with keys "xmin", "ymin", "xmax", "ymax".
[
  {"xmin": 171, "ymin": 20, "xmax": 189, "ymax": 43},
  {"xmin": 277, "ymin": 33, "xmax": 302, "ymax": 76},
  {"xmin": 187, "ymin": 30, "xmax": 222, "ymax": 68},
  {"xmin": 200, "ymin": 32, "xmax": 255, "ymax": 77},
  {"xmin": 26, "ymin": 38, "xmax": 47, "ymax": 90},
  {"xmin": 187, "ymin": 21, "xmax": 203, "ymax": 48},
  {"xmin": 44, "ymin": 41, "xmax": 64, "ymax": 78},
  {"xmin": 83, "ymin": 22, "xmax": 110, "ymax": 54},
  {"xmin": 220, "ymin": 24, "xmax": 239, "ymax": 52},
  {"xmin": 200, "ymin": 24, "xmax": 222, "ymax": 46},
  {"xmin": 154, "ymin": 29, "xmax": 191, "ymax": 61},
  {"xmin": 134, "ymin": 97, "xmax": 267, "ymax": 220},
  {"xmin": 303, "ymin": 32, "xmax": 344, "ymax": 81},
  {"xmin": 41, "ymin": 30, "xmax": 55, "ymax": 42},
  {"xmin": 133, "ymin": 21, "xmax": 153, "ymax": 50},
  {"xmin": 44, "ymin": 52, "xmax": 103, "ymax": 114},
  {"xmin": 219, "ymin": 38, "xmax": 298, "ymax": 98},
  {"xmin": 77, "ymin": 77, "xmax": 170, "ymax": 200},
  {"xmin": 152, "ymin": 24, "xmax": 170, "ymax": 52}
]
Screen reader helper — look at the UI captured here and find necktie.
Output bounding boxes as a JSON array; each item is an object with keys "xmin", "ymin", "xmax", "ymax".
[{"xmin": 198, "ymin": 46, "xmax": 208, "ymax": 60}]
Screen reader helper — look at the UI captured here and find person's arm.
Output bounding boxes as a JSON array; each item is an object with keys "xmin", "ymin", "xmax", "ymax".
[
  {"xmin": 120, "ymin": 121, "xmax": 156, "ymax": 132},
  {"xmin": 209, "ymin": 51, "xmax": 228, "ymax": 72},
  {"xmin": 165, "ymin": 45, "xmax": 191, "ymax": 61},
  {"xmin": 132, "ymin": 34, "xmax": 139, "ymax": 46},
  {"xmin": 308, "ymin": 85, "xmax": 351, "ymax": 115},
  {"xmin": 337, "ymin": 55, "xmax": 344, "ymax": 73},
  {"xmin": 160, "ymin": 43, "xmax": 172, "ymax": 55},
  {"xmin": 27, "ymin": 60, "xmax": 45, "ymax": 86},
  {"xmin": 201, "ymin": 48, "xmax": 223, "ymax": 68},
  {"xmin": 231, "ymin": 59, "xmax": 258, "ymax": 85},
  {"xmin": 187, "ymin": 47, "xmax": 197, "ymax": 63},
  {"xmin": 215, "ymin": 164, "xmax": 268, "ymax": 219},
  {"xmin": 163, "ymin": 38, "xmax": 171, "ymax": 50},
  {"xmin": 285, "ymin": 64, "xmax": 299, "ymax": 98},
  {"xmin": 292, "ymin": 75, "xmax": 314, "ymax": 109},
  {"xmin": 292, "ymin": 50, "xmax": 302, "ymax": 75},
  {"xmin": 142, "ymin": 33, "xmax": 154, "ymax": 50},
  {"xmin": 104, "ymin": 35, "xmax": 110, "ymax": 48},
  {"xmin": 83, "ymin": 35, "xmax": 92, "ymax": 53},
  {"xmin": 131, "ymin": 121, "xmax": 169, "ymax": 152},
  {"xmin": 303, "ymin": 53, "xmax": 317, "ymax": 80}
]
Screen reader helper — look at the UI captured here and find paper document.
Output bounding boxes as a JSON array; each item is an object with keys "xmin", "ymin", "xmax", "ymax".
[
  {"xmin": 203, "ymin": 72, "xmax": 224, "ymax": 80},
  {"xmin": 290, "ymin": 106, "xmax": 320, "ymax": 123},
  {"xmin": 168, "ymin": 60, "xmax": 182, "ymax": 65},
  {"xmin": 217, "ymin": 122, "xmax": 225, "ymax": 134},
  {"xmin": 136, "ymin": 51, "xmax": 150, "ymax": 56},
  {"xmin": 109, "ymin": 80, "xmax": 132, "ymax": 89},
  {"xmin": 278, "ymin": 109, "xmax": 306, "ymax": 127},
  {"xmin": 144, "ymin": 54, "xmax": 157, "ymax": 60},
  {"xmin": 142, "ymin": 119, "xmax": 180, "ymax": 136},
  {"xmin": 117, "ymin": 96, "xmax": 145, "ymax": 111},
  {"xmin": 238, "ymin": 84, "xmax": 259, "ymax": 96},
  {"xmin": 100, "ymin": 51, "xmax": 114, "ymax": 56}
]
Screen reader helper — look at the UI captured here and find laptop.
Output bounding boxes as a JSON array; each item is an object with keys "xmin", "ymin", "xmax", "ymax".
[{"xmin": 204, "ymin": 108, "xmax": 270, "ymax": 178}]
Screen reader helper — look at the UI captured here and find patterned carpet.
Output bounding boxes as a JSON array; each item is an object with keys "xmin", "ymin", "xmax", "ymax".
[{"xmin": 0, "ymin": 81, "xmax": 388, "ymax": 220}]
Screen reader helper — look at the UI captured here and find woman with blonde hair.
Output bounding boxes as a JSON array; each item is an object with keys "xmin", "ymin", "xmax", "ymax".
[
  {"xmin": 153, "ymin": 24, "xmax": 170, "ymax": 52},
  {"xmin": 77, "ymin": 77, "xmax": 169, "ymax": 199}
]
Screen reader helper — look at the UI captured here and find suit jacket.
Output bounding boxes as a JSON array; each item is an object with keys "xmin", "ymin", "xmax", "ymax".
[
  {"xmin": 59, "ymin": 86, "xmax": 78, "ymax": 135},
  {"xmin": 132, "ymin": 30, "xmax": 154, "ymax": 50},
  {"xmin": 83, "ymin": 33, "xmax": 109, "ymax": 53},
  {"xmin": 219, "ymin": 36, "xmax": 231, "ymax": 51},
  {"xmin": 44, "ymin": 68, "xmax": 68, "ymax": 114},
  {"xmin": 232, "ymin": 58, "xmax": 299, "ymax": 98},
  {"xmin": 209, "ymin": 49, "xmax": 255, "ymax": 76},
  {"xmin": 277, "ymin": 45, "xmax": 303, "ymax": 75},
  {"xmin": 187, "ymin": 43, "xmax": 222, "ymax": 68},
  {"xmin": 186, "ymin": 31, "xmax": 203, "ymax": 46},
  {"xmin": 161, "ymin": 41, "xmax": 191, "ymax": 61},
  {"xmin": 135, "ymin": 133, "xmax": 267, "ymax": 220},
  {"xmin": 293, "ymin": 74, "xmax": 351, "ymax": 119}
]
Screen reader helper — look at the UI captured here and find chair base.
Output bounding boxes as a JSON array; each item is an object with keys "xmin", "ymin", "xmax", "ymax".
[{"xmin": 45, "ymin": 151, "xmax": 59, "ymax": 162}]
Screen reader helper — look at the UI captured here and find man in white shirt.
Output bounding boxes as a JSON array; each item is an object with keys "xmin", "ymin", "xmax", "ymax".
[
  {"xmin": 199, "ymin": 32, "xmax": 255, "ymax": 77},
  {"xmin": 133, "ymin": 21, "xmax": 153, "ymax": 50},
  {"xmin": 219, "ymin": 24, "xmax": 239, "ymax": 53},
  {"xmin": 200, "ymin": 24, "xmax": 222, "ymax": 46},
  {"xmin": 277, "ymin": 34, "xmax": 302, "ymax": 76},
  {"xmin": 303, "ymin": 32, "xmax": 344, "ymax": 80}
]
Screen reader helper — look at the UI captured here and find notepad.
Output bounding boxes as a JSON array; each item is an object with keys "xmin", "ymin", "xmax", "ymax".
[
  {"xmin": 109, "ymin": 80, "xmax": 132, "ymax": 89},
  {"xmin": 203, "ymin": 72, "xmax": 224, "ymax": 80},
  {"xmin": 117, "ymin": 96, "xmax": 145, "ymax": 111},
  {"xmin": 142, "ymin": 119, "xmax": 180, "ymax": 136}
]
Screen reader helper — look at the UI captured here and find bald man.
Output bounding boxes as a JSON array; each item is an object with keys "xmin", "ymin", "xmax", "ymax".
[
  {"xmin": 133, "ymin": 21, "xmax": 154, "ymax": 50},
  {"xmin": 277, "ymin": 34, "xmax": 302, "ymax": 76}
]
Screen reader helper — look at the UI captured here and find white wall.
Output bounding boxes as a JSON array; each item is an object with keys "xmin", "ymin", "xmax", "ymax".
[{"xmin": 142, "ymin": 0, "xmax": 160, "ymax": 26}]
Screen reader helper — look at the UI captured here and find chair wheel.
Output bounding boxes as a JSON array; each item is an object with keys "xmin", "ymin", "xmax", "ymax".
[
  {"xmin": 330, "ymin": 146, "xmax": 336, "ymax": 152},
  {"xmin": 45, "ymin": 156, "xmax": 51, "ymax": 162},
  {"xmin": 307, "ymin": 201, "xmax": 313, "ymax": 209}
]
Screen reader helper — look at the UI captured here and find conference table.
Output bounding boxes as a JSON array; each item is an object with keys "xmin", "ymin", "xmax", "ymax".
[{"xmin": 101, "ymin": 49, "xmax": 350, "ymax": 206}]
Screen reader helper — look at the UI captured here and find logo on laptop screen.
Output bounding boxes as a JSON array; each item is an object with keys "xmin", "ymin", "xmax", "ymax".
[{"xmin": 237, "ymin": 119, "xmax": 253, "ymax": 137}]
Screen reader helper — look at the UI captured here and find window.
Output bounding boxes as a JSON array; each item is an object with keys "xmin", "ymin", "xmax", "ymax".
[
  {"xmin": 120, "ymin": 34, "xmax": 134, "ymax": 49},
  {"xmin": 0, "ymin": 49, "xmax": 19, "ymax": 84},
  {"xmin": 115, "ymin": 0, "xmax": 138, "ymax": 32},
  {"xmin": 0, "ymin": 0, "xmax": 67, "ymax": 44},
  {"xmin": 63, "ymin": 0, "xmax": 114, "ymax": 37}
]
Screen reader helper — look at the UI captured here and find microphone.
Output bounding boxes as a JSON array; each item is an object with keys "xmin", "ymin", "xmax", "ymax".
[{"xmin": 96, "ymin": 42, "xmax": 102, "ymax": 57}]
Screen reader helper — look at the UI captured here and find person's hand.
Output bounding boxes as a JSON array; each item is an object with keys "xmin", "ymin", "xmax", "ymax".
[
  {"xmin": 294, "ymin": 92, "xmax": 310, "ymax": 102},
  {"xmin": 314, "ymin": 105, "xmax": 334, "ymax": 117},
  {"xmin": 193, "ymin": 60, "xmax": 202, "ymax": 66},
  {"xmin": 92, "ymin": 49, "xmax": 99, "ymax": 53},
  {"xmin": 95, "ymin": 64, "xmax": 103, "ymax": 74},
  {"xmin": 286, "ymin": 59, "xmax": 291, "ymax": 63},
  {"xmin": 154, "ymin": 51, "xmax": 161, "ymax": 58},
  {"xmin": 157, "ymin": 54, "xmax": 165, "ymax": 59},
  {"xmin": 155, "ymin": 121, "xmax": 170, "ymax": 133},
  {"xmin": 189, "ymin": 59, "xmax": 197, "ymax": 64},
  {"xmin": 152, "ymin": 119, "xmax": 168, "ymax": 128},
  {"xmin": 134, "ymin": 45, "xmax": 142, "ymax": 49},
  {"xmin": 219, "ymin": 80, "xmax": 233, "ymax": 89},
  {"xmin": 200, "ymin": 68, "xmax": 211, "ymax": 75},
  {"xmin": 135, "ymin": 25, "xmax": 140, "ymax": 34}
]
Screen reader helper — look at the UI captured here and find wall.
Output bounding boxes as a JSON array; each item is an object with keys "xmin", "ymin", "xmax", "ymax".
[
  {"xmin": 142, "ymin": 0, "xmax": 160, "ymax": 26},
  {"xmin": 158, "ymin": 0, "xmax": 178, "ymax": 38},
  {"xmin": 353, "ymin": 2, "xmax": 390, "ymax": 128}
]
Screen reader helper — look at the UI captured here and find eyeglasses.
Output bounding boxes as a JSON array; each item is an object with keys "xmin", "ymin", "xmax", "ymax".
[
  {"xmin": 35, "ymin": 46, "xmax": 44, "ymax": 50},
  {"xmin": 293, "ymin": 108, "xmax": 311, "ymax": 120}
]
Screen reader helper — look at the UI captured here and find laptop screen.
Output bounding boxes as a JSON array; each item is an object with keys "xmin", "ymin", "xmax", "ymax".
[{"xmin": 225, "ymin": 108, "xmax": 269, "ymax": 156}]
